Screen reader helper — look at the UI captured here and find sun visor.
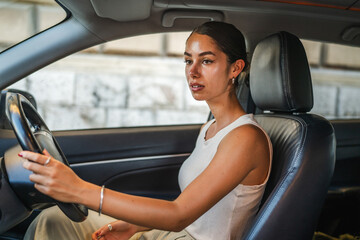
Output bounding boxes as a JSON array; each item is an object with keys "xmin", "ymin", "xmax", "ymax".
[
  {"xmin": 342, "ymin": 26, "xmax": 360, "ymax": 44},
  {"xmin": 162, "ymin": 10, "xmax": 224, "ymax": 27},
  {"xmin": 90, "ymin": 0, "xmax": 152, "ymax": 21}
]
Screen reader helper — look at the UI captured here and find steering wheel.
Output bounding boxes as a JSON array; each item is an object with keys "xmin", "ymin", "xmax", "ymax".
[{"xmin": 4, "ymin": 92, "xmax": 88, "ymax": 222}]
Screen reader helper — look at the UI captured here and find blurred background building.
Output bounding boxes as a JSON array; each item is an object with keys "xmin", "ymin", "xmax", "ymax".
[{"xmin": 1, "ymin": 0, "xmax": 360, "ymax": 130}]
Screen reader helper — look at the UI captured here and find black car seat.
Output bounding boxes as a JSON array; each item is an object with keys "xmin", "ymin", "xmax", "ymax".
[{"xmin": 242, "ymin": 32, "xmax": 336, "ymax": 240}]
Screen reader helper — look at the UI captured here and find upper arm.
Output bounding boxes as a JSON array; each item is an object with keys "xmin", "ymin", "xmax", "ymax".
[{"xmin": 174, "ymin": 124, "xmax": 270, "ymax": 227}]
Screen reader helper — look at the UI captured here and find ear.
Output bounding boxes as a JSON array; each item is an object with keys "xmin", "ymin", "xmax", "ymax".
[{"xmin": 231, "ymin": 59, "xmax": 245, "ymax": 78}]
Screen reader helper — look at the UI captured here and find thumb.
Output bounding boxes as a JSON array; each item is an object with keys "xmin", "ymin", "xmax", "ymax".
[{"xmin": 42, "ymin": 149, "xmax": 51, "ymax": 157}]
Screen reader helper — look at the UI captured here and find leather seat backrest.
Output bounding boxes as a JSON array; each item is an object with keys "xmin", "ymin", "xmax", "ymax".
[{"xmin": 242, "ymin": 32, "xmax": 336, "ymax": 240}]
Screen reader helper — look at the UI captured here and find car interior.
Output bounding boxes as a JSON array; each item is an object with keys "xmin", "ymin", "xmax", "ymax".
[
  {"xmin": 0, "ymin": 0, "xmax": 359, "ymax": 239},
  {"xmin": 244, "ymin": 31, "xmax": 335, "ymax": 239}
]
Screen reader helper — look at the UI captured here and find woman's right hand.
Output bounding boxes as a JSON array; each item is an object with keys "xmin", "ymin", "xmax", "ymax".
[{"xmin": 92, "ymin": 220, "xmax": 137, "ymax": 240}]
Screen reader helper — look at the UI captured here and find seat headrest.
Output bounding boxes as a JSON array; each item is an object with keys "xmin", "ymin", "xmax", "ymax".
[{"xmin": 250, "ymin": 31, "xmax": 313, "ymax": 113}]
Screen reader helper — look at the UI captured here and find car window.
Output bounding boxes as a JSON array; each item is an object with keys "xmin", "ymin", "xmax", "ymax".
[
  {"xmin": 11, "ymin": 30, "xmax": 359, "ymax": 131},
  {"xmin": 0, "ymin": 0, "xmax": 66, "ymax": 53},
  {"xmin": 302, "ymin": 39, "xmax": 360, "ymax": 119},
  {"xmin": 10, "ymin": 32, "xmax": 210, "ymax": 130}
]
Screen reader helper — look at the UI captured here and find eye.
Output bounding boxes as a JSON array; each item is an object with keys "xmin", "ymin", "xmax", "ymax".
[
  {"xmin": 202, "ymin": 59, "xmax": 213, "ymax": 64},
  {"xmin": 184, "ymin": 59, "xmax": 192, "ymax": 65}
]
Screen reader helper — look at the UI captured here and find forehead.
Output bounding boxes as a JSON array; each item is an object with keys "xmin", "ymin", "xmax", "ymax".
[{"xmin": 185, "ymin": 33, "xmax": 222, "ymax": 54}]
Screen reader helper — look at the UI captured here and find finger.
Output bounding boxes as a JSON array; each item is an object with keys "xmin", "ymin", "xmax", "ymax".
[
  {"xmin": 97, "ymin": 226, "xmax": 110, "ymax": 237},
  {"xmin": 92, "ymin": 232, "xmax": 103, "ymax": 240},
  {"xmin": 23, "ymin": 160, "xmax": 48, "ymax": 173},
  {"xmin": 92, "ymin": 227, "xmax": 105, "ymax": 239},
  {"xmin": 97, "ymin": 229, "xmax": 106, "ymax": 237},
  {"xmin": 29, "ymin": 172, "xmax": 49, "ymax": 185},
  {"xmin": 34, "ymin": 183, "xmax": 51, "ymax": 196},
  {"xmin": 92, "ymin": 232, "xmax": 104, "ymax": 240},
  {"xmin": 96, "ymin": 234, "xmax": 105, "ymax": 240},
  {"xmin": 19, "ymin": 151, "xmax": 52, "ymax": 165}
]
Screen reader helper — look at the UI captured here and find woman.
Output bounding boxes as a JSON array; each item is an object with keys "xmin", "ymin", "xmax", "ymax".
[{"xmin": 21, "ymin": 21, "xmax": 272, "ymax": 240}]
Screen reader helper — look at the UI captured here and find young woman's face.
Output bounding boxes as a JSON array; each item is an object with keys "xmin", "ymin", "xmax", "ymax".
[{"xmin": 184, "ymin": 33, "xmax": 234, "ymax": 102}]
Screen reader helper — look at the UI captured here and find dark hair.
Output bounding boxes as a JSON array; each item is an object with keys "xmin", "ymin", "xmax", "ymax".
[{"xmin": 189, "ymin": 21, "xmax": 249, "ymax": 72}]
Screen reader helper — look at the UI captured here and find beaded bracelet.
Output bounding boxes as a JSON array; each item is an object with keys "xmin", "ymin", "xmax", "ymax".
[{"xmin": 99, "ymin": 185, "xmax": 105, "ymax": 216}]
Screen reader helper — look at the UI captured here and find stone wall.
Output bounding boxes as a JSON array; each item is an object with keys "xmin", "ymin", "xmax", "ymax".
[
  {"xmin": 10, "ymin": 54, "xmax": 210, "ymax": 130},
  {"xmin": 2, "ymin": 1, "xmax": 360, "ymax": 130}
]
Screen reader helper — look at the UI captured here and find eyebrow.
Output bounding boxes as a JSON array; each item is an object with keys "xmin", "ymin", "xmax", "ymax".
[{"xmin": 184, "ymin": 51, "xmax": 216, "ymax": 57}]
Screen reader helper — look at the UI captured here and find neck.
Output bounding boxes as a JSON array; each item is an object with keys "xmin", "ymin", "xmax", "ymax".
[{"xmin": 207, "ymin": 90, "xmax": 246, "ymax": 129}]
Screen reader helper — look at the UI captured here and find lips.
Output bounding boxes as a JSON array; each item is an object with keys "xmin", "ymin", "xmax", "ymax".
[{"xmin": 190, "ymin": 83, "xmax": 204, "ymax": 92}]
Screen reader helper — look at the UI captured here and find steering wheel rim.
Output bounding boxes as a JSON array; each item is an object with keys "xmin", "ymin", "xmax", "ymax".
[{"xmin": 5, "ymin": 92, "xmax": 88, "ymax": 222}]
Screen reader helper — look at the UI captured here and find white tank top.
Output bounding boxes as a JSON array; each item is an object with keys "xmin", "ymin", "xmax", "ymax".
[{"xmin": 178, "ymin": 114, "xmax": 272, "ymax": 240}]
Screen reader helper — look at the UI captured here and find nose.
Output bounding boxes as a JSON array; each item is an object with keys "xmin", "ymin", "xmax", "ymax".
[{"xmin": 189, "ymin": 63, "xmax": 200, "ymax": 79}]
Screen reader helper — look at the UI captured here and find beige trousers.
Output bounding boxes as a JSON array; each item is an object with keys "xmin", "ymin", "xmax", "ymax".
[
  {"xmin": 130, "ymin": 229, "xmax": 195, "ymax": 240},
  {"xmin": 24, "ymin": 206, "xmax": 194, "ymax": 240}
]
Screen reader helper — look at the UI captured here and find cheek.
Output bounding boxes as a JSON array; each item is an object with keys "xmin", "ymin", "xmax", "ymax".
[
  {"xmin": 185, "ymin": 67, "xmax": 190, "ymax": 80},
  {"xmin": 208, "ymin": 65, "xmax": 227, "ymax": 81},
  {"xmin": 210, "ymin": 66, "xmax": 232, "ymax": 88}
]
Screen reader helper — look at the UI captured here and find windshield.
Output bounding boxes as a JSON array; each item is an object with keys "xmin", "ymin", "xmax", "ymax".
[{"xmin": 0, "ymin": 0, "xmax": 66, "ymax": 52}]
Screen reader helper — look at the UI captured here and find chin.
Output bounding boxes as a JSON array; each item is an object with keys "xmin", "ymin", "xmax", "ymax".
[{"xmin": 191, "ymin": 94, "xmax": 206, "ymax": 101}]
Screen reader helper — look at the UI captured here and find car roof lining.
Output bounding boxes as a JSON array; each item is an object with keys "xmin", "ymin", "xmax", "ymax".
[
  {"xmin": 58, "ymin": 0, "xmax": 360, "ymax": 46},
  {"xmin": 89, "ymin": 0, "xmax": 153, "ymax": 21},
  {"xmin": 0, "ymin": 0, "xmax": 360, "ymax": 89},
  {"xmin": 255, "ymin": 0, "xmax": 359, "ymax": 10}
]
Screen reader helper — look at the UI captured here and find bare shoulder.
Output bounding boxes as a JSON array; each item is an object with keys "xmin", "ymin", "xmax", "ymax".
[
  {"xmin": 223, "ymin": 123, "xmax": 269, "ymax": 148},
  {"xmin": 218, "ymin": 123, "xmax": 271, "ymax": 184}
]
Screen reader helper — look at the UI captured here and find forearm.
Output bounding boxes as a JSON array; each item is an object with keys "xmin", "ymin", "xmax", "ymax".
[{"xmin": 77, "ymin": 182, "xmax": 189, "ymax": 231}]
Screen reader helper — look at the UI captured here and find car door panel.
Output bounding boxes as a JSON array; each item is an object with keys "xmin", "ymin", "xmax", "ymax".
[
  {"xmin": 54, "ymin": 125, "xmax": 199, "ymax": 164},
  {"xmin": 0, "ymin": 125, "xmax": 200, "ymax": 200},
  {"xmin": 331, "ymin": 120, "xmax": 360, "ymax": 188},
  {"xmin": 53, "ymin": 125, "xmax": 201, "ymax": 199},
  {"xmin": 316, "ymin": 120, "xmax": 360, "ymax": 236}
]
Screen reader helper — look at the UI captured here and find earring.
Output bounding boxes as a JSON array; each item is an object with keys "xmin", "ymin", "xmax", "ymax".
[{"xmin": 232, "ymin": 77, "xmax": 235, "ymax": 84}]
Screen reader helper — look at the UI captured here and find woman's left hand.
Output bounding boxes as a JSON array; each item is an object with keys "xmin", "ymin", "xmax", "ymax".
[
  {"xmin": 92, "ymin": 220, "xmax": 139, "ymax": 240},
  {"xmin": 20, "ymin": 149, "xmax": 87, "ymax": 203}
]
